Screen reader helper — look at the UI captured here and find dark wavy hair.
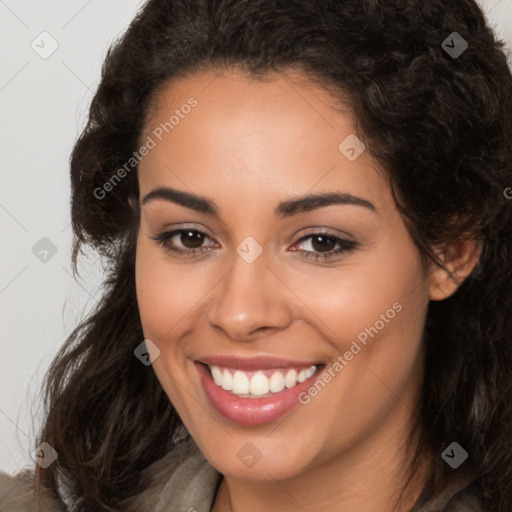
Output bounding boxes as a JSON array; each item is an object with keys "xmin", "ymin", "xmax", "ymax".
[{"xmin": 33, "ymin": 0, "xmax": 512, "ymax": 510}]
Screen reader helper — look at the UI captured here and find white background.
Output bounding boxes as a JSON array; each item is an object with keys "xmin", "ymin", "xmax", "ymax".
[{"xmin": 1, "ymin": 0, "xmax": 511, "ymax": 474}]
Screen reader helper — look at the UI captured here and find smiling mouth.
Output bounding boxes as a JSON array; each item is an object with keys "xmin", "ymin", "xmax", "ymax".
[{"xmin": 199, "ymin": 362, "xmax": 324, "ymax": 398}]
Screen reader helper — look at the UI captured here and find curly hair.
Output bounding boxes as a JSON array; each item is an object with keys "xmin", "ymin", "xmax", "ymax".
[{"xmin": 33, "ymin": 0, "xmax": 512, "ymax": 510}]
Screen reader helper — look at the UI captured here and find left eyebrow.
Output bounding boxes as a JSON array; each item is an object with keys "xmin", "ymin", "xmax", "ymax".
[
  {"xmin": 140, "ymin": 187, "xmax": 378, "ymax": 217},
  {"xmin": 275, "ymin": 192, "xmax": 378, "ymax": 218}
]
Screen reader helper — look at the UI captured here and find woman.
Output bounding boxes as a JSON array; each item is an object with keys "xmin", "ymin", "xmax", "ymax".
[{"xmin": 1, "ymin": 0, "xmax": 511, "ymax": 510}]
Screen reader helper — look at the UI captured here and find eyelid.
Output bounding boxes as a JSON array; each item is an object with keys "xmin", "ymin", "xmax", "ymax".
[
  {"xmin": 156, "ymin": 223, "xmax": 216, "ymax": 239},
  {"xmin": 293, "ymin": 226, "xmax": 356, "ymax": 241},
  {"xmin": 153, "ymin": 225, "xmax": 218, "ymax": 246}
]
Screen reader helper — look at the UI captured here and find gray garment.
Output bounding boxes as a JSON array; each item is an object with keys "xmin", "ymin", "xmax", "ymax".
[{"xmin": 0, "ymin": 437, "xmax": 484, "ymax": 511}]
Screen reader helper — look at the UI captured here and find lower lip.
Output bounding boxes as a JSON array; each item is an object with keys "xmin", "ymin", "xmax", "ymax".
[{"xmin": 195, "ymin": 362, "xmax": 322, "ymax": 426}]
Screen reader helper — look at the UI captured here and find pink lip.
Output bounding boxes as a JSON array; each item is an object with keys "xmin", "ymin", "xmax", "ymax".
[{"xmin": 195, "ymin": 361, "xmax": 323, "ymax": 426}]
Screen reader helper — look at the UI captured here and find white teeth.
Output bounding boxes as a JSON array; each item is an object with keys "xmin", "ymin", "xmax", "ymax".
[
  {"xmin": 250, "ymin": 372, "xmax": 269, "ymax": 396},
  {"xmin": 232, "ymin": 370, "xmax": 249, "ymax": 394},
  {"xmin": 208, "ymin": 365, "xmax": 317, "ymax": 397},
  {"xmin": 211, "ymin": 366, "xmax": 223, "ymax": 386},
  {"xmin": 221, "ymin": 369, "xmax": 233, "ymax": 391},
  {"xmin": 284, "ymin": 369, "xmax": 298, "ymax": 388},
  {"xmin": 269, "ymin": 371, "xmax": 285, "ymax": 393}
]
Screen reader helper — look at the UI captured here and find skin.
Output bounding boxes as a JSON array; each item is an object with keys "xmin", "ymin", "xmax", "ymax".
[{"xmin": 133, "ymin": 68, "xmax": 481, "ymax": 512}]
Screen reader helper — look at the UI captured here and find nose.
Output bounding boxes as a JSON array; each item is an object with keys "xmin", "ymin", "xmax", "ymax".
[{"xmin": 206, "ymin": 250, "xmax": 293, "ymax": 341}]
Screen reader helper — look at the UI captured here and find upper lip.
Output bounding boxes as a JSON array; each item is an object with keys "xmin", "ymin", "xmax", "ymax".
[{"xmin": 197, "ymin": 355, "xmax": 322, "ymax": 371}]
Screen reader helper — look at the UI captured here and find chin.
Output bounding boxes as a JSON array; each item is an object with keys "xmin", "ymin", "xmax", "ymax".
[{"xmin": 198, "ymin": 439, "xmax": 315, "ymax": 482}]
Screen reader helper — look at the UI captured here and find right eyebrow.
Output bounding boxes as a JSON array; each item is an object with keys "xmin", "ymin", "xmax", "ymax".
[{"xmin": 141, "ymin": 187, "xmax": 218, "ymax": 215}]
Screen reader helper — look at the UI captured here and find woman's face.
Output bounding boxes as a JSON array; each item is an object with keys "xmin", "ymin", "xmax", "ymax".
[{"xmin": 135, "ymin": 68, "xmax": 434, "ymax": 482}]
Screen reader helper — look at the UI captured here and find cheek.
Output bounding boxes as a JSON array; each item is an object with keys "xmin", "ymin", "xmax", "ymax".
[
  {"xmin": 280, "ymin": 237, "xmax": 426, "ymax": 354},
  {"xmin": 135, "ymin": 236, "xmax": 204, "ymax": 341},
  {"xmin": 308, "ymin": 238, "xmax": 428, "ymax": 413},
  {"xmin": 134, "ymin": 238, "xmax": 200, "ymax": 407},
  {"xmin": 285, "ymin": 243, "xmax": 428, "ymax": 449}
]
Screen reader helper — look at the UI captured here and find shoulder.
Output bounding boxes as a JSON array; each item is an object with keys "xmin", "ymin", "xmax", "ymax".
[
  {"xmin": 0, "ymin": 437, "xmax": 220, "ymax": 512},
  {"xmin": 120, "ymin": 436, "xmax": 222, "ymax": 512},
  {"xmin": 0, "ymin": 469, "xmax": 65, "ymax": 511}
]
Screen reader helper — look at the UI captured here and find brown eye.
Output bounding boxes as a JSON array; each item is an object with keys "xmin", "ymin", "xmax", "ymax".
[
  {"xmin": 309, "ymin": 235, "xmax": 337, "ymax": 253},
  {"xmin": 292, "ymin": 232, "xmax": 359, "ymax": 263},
  {"xmin": 151, "ymin": 228, "xmax": 218, "ymax": 258},
  {"xmin": 180, "ymin": 230, "xmax": 206, "ymax": 249}
]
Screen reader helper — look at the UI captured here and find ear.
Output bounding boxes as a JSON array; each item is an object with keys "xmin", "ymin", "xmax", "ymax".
[{"xmin": 428, "ymin": 239, "xmax": 482, "ymax": 301}]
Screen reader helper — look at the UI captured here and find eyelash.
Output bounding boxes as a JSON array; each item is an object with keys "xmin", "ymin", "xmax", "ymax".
[{"xmin": 150, "ymin": 228, "xmax": 358, "ymax": 262}]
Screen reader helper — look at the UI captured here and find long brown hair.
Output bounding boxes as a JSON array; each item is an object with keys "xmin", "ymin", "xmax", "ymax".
[{"xmin": 34, "ymin": 0, "xmax": 512, "ymax": 510}]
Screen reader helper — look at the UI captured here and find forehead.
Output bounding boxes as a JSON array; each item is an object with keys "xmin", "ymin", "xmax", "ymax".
[{"xmin": 138, "ymin": 69, "xmax": 389, "ymax": 212}]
